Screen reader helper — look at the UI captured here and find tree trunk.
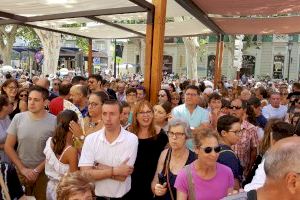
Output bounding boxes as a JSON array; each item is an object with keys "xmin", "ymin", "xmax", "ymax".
[
  {"xmin": 183, "ymin": 37, "xmax": 199, "ymax": 80},
  {"xmin": 34, "ymin": 29, "xmax": 62, "ymax": 75},
  {"xmin": 0, "ymin": 25, "xmax": 19, "ymax": 65}
]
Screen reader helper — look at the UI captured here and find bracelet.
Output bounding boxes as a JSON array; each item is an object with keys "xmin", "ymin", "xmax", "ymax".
[
  {"xmin": 111, "ymin": 167, "xmax": 114, "ymax": 178},
  {"xmin": 33, "ymin": 168, "xmax": 40, "ymax": 174}
]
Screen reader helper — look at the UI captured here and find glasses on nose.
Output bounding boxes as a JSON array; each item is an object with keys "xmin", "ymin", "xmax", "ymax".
[
  {"xmin": 172, "ymin": 97, "xmax": 180, "ymax": 100},
  {"xmin": 185, "ymin": 93, "xmax": 197, "ymax": 97},
  {"xmin": 167, "ymin": 131, "xmax": 185, "ymax": 138},
  {"xmin": 228, "ymin": 130, "xmax": 242, "ymax": 135},
  {"xmin": 229, "ymin": 105, "xmax": 242, "ymax": 110},
  {"xmin": 19, "ymin": 94, "xmax": 28, "ymax": 98},
  {"xmin": 138, "ymin": 110, "xmax": 152, "ymax": 116},
  {"xmin": 88, "ymin": 102, "xmax": 100, "ymax": 108},
  {"xmin": 199, "ymin": 145, "xmax": 221, "ymax": 154},
  {"xmin": 7, "ymin": 86, "xmax": 17, "ymax": 90}
]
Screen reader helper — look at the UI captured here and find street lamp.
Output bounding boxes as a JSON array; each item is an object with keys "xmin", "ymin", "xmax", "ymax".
[{"xmin": 287, "ymin": 40, "xmax": 293, "ymax": 82}]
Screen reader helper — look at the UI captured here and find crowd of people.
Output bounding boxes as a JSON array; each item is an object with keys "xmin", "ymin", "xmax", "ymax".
[{"xmin": 0, "ymin": 72, "xmax": 299, "ymax": 200}]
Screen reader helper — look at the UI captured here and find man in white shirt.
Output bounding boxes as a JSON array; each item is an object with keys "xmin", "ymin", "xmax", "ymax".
[
  {"xmin": 79, "ymin": 100, "xmax": 138, "ymax": 199},
  {"xmin": 262, "ymin": 92, "xmax": 287, "ymax": 120}
]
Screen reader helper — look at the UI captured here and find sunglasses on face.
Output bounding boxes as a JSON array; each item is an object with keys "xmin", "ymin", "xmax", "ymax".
[
  {"xmin": 229, "ymin": 105, "xmax": 242, "ymax": 110},
  {"xmin": 19, "ymin": 94, "xmax": 28, "ymax": 98},
  {"xmin": 199, "ymin": 145, "xmax": 221, "ymax": 154}
]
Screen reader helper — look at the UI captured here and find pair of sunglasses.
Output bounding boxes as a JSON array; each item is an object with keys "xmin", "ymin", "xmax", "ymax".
[
  {"xmin": 199, "ymin": 146, "xmax": 222, "ymax": 154},
  {"xmin": 229, "ymin": 105, "xmax": 242, "ymax": 110}
]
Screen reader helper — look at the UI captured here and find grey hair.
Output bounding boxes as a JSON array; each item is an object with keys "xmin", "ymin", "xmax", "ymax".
[
  {"xmin": 168, "ymin": 118, "xmax": 191, "ymax": 136},
  {"xmin": 264, "ymin": 143, "xmax": 300, "ymax": 179}
]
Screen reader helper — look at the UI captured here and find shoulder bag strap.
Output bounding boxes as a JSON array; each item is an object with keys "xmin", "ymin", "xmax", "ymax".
[
  {"xmin": 185, "ymin": 165, "xmax": 195, "ymax": 200},
  {"xmin": 165, "ymin": 148, "xmax": 175, "ymax": 200},
  {"xmin": 220, "ymin": 149, "xmax": 238, "ymax": 158}
]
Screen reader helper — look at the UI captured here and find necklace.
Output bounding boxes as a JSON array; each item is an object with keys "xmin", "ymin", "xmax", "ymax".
[{"xmin": 88, "ymin": 118, "xmax": 101, "ymax": 128}]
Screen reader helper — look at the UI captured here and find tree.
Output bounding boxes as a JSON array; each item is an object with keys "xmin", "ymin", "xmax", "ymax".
[
  {"xmin": 34, "ymin": 29, "xmax": 62, "ymax": 75},
  {"xmin": 0, "ymin": 25, "xmax": 19, "ymax": 65}
]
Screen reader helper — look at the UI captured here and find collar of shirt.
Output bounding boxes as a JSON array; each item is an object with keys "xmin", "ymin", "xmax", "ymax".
[
  {"xmin": 98, "ymin": 126, "xmax": 126, "ymax": 145},
  {"xmin": 241, "ymin": 120, "xmax": 256, "ymax": 130}
]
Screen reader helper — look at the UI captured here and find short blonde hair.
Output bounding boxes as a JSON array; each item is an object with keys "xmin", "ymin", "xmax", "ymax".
[{"xmin": 57, "ymin": 171, "xmax": 94, "ymax": 200}]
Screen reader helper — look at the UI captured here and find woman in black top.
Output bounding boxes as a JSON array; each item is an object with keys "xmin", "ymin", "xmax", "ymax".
[
  {"xmin": 127, "ymin": 100, "xmax": 168, "ymax": 200},
  {"xmin": 151, "ymin": 118, "xmax": 196, "ymax": 200},
  {"xmin": 217, "ymin": 115, "xmax": 243, "ymax": 190}
]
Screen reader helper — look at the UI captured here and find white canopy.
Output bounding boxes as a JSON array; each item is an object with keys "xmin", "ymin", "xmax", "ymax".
[{"xmin": 0, "ymin": 0, "xmax": 212, "ymax": 38}]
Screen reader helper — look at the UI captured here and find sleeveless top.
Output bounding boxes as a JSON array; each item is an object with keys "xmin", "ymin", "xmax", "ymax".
[
  {"xmin": 44, "ymin": 137, "xmax": 71, "ymax": 181},
  {"xmin": 156, "ymin": 149, "xmax": 196, "ymax": 200}
]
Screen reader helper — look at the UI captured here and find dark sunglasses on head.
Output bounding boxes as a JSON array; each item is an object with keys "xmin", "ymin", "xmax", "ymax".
[
  {"xmin": 200, "ymin": 145, "xmax": 221, "ymax": 154},
  {"xmin": 229, "ymin": 105, "xmax": 242, "ymax": 110}
]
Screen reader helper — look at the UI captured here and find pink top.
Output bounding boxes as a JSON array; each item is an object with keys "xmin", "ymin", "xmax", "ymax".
[{"xmin": 175, "ymin": 162, "xmax": 234, "ymax": 200}]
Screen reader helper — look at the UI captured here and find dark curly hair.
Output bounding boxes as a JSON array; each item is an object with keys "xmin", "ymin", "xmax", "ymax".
[{"xmin": 52, "ymin": 110, "xmax": 78, "ymax": 155}]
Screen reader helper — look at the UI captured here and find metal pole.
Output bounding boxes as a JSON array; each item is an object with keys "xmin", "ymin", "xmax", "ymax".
[
  {"xmin": 114, "ymin": 39, "xmax": 117, "ymax": 78},
  {"xmin": 287, "ymin": 48, "xmax": 291, "ymax": 82}
]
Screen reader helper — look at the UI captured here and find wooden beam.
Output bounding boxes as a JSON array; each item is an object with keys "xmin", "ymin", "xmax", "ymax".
[
  {"xmin": 148, "ymin": 0, "xmax": 167, "ymax": 105},
  {"xmin": 129, "ymin": 0, "xmax": 155, "ymax": 11},
  {"xmin": 86, "ymin": 16, "xmax": 145, "ymax": 37},
  {"xmin": 214, "ymin": 35, "xmax": 224, "ymax": 89},
  {"xmin": 175, "ymin": 0, "xmax": 225, "ymax": 34},
  {"xmin": 0, "ymin": 11, "xmax": 27, "ymax": 22},
  {"xmin": 27, "ymin": 6, "xmax": 146, "ymax": 22},
  {"xmin": 144, "ymin": 12, "xmax": 154, "ymax": 101},
  {"xmin": 88, "ymin": 38, "xmax": 93, "ymax": 75},
  {"xmin": 23, "ymin": 24, "xmax": 92, "ymax": 39}
]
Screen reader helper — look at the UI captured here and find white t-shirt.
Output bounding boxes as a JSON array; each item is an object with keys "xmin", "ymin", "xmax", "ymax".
[
  {"xmin": 79, "ymin": 127, "xmax": 138, "ymax": 197},
  {"xmin": 262, "ymin": 104, "xmax": 287, "ymax": 120},
  {"xmin": 244, "ymin": 159, "xmax": 266, "ymax": 192}
]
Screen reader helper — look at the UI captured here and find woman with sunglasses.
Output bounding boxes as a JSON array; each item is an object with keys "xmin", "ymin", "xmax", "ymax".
[
  {"xmin": 127, "ymin": 100, "xmax": 168, "ymax": 200},
  {"xmin": 170, "ymin": 92, "xmax": 180, "ymax": 108},
  {"xmin": 17, "ymin": 88, "xmax": 29, "ymax": 113},
  {"xmin": 175, "ymin": 128, "xmax": 234, "ymax": 200},
  {"xmin": 151, "ymin": 118, "xmax": 196, "ymax": 200},
  {"xmin": 1, "ymin": 79, "xmax": 19, "ymax": 120},
  {"xmin": 217, "ymin": 115, "xmax": 243, "ymax": 190}
]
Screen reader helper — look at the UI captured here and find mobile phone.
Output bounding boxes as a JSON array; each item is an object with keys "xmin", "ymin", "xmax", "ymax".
[{"xmin": 158, "ymin": 173, "xmax": 167, "ymax": 185}]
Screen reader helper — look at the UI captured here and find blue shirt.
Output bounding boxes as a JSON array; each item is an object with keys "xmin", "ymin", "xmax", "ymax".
[
  {"xmin": 79, "ymin": 106, "xmax": 89, "ymax": 118},
  {"xmin": 172, "ymin": 104, "xmax": 209, "ymax": 149}
]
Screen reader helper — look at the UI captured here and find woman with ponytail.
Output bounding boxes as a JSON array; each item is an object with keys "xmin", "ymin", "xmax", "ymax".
[{"xmin": 44, "ymin": 110, "xmax": 79, "ymax": 200}]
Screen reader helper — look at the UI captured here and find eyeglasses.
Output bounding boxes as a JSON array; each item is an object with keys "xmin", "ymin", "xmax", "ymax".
[
  {"xmin": 19, "ymin": 94, "xmax": 28, "ymax": 98},
  {"xmin": 228, "ymin": 130, "xmax": 242, "ymax": 135},
  {"xmin": 167, "ymin": 131, "xmax": 185, "ymax": 138},
  {"xmin": 138, "ymin": 110, "xmax": 152, "ymax": 116},
  {"xmin": 172, "ymin": 97, "xmax": 180, "ymax": 100},
  {"xmin": 88, "ymin": 102, "xmax": 100, "ymax": 108},
  {"xmin": 7, "ymin": 86, "xmax": 17, "ymax": 90},
  {"xmin": 199, "ymin": 145, "xmax": 221, "ymax": 154},
  {"xmin": 229, "ymin": 105, "xmax": 242, "ymax": 110},
  {"xmin": 185, "ymin": 93, "xmax": 197, "ymax": 97}
]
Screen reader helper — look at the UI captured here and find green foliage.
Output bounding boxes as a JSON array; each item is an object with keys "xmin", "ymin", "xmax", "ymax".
[
  {"xmin": 17, "ymin": 26, "xmax": 41, "ymax": 48},
  {"xmin": 76, "ymin": 37, "xmax": 88, "ymax": 54}
]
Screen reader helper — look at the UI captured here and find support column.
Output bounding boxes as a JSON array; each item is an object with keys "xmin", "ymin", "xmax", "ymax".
[
  {"xmin": 88, "ymin": 38, "xmax": 93, "ymax": 75},
  {"xmin": 214, "ymin": 35, "xmax": 224, "ymax": 89},
  {"xmin": 144, "ymin": 0, "xmax": 167, "ymax": 105}
]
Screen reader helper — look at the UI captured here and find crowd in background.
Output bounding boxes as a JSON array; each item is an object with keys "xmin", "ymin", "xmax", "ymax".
[{"xmin": 0, "ymin": 71, "xmax": 299, "ymax": 200}]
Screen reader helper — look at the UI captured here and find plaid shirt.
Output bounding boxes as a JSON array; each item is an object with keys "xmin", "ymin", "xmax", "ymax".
[{"xmin": 232, "ymin": 120, "xmax": 259, "ymax": 169}]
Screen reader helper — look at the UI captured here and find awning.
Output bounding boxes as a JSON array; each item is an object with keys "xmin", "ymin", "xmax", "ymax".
[
  {"xmin": 0, "ymin": 0, "xmax": 212, "ymax": 38},
  {"xmin": 176, "ymin": 0, "xmax": 300, "ymax": 35}
]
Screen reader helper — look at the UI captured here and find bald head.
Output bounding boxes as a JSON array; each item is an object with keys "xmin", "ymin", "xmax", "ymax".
[
  {"xmin": 264, "ymin": 137, "xmax": 300, "ymax": 179},
  {"xmin": 35, "ymin": 78, "xmax": 50, "ymax": 90}
]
